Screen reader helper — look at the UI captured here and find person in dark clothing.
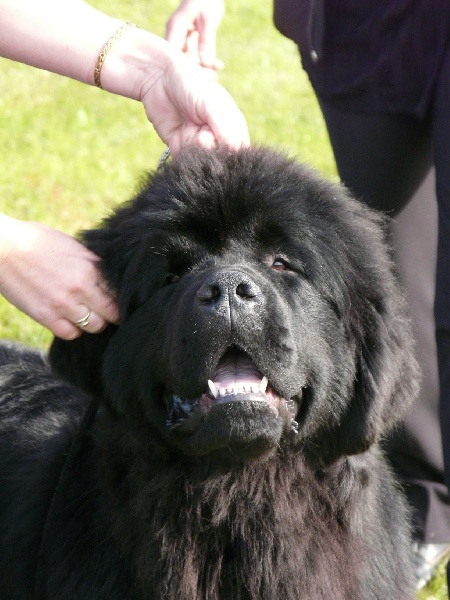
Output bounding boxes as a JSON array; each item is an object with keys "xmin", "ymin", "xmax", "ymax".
[
  {"xmin": 271, "ymin": 2, "xmax": 450, "ymax": 584},
  {"xmin": 167, "ymin": 0, "xmax": 450, "ymax": 588}
]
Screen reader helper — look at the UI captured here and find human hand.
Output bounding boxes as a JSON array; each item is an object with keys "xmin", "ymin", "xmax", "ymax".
[
  {"xmin": 139, "ymin": 46, "xmax": 249, "ymax": 155},
  {"xmin": 166, "ymin": 0, "xmax": 225, "ymax": 71},
  {"xmin": 0, "ymin": 215, "xmax": 119, "ymax": 340}
]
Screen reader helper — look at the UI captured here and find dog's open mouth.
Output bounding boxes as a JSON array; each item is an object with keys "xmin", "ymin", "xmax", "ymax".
[{"xmin": 166, "ymin": 348, "xmax": 300, "ymax": 435}]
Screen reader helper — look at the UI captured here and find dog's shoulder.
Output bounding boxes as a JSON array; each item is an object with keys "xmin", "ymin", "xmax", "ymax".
[
  {"xmin": 0, "ymin": 340, "xmax": 90, "ymax": 477},
  {"xmin": 0, "ymin": 340, "xmax": 88, "ymax": 427}
]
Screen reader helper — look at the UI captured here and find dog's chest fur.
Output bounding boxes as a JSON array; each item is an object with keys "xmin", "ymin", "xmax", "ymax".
[{"xmin": 85, "ymin": 412, "xmax": 370, "ymax": 600}]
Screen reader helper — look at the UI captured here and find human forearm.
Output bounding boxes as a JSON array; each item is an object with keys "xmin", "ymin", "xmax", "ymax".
[
  {"xmin": 0, "ymin": 0, "xmax": 125, "ymax": 84},
  {"xmin": 0, "ymin": 0, "xmax": 212, "ymax": 99},
  {"xmin": 0, "ymin": 0, "xmax": 231, "ymax": 115}
]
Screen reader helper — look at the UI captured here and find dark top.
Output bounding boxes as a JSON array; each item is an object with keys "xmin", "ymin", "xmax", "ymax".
[{"xmin": 273, "ymin": 0, "xmax": 450, "ymax": 117}]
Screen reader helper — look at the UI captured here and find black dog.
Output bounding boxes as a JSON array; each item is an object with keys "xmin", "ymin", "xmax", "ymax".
[{"xmin": 0, "ymin": 148, "xmax": 419, "ymax": 599}]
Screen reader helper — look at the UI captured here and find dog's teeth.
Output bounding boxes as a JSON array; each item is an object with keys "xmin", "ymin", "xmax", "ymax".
[
  {"xmin": 291, "ymin": 420, "xmax": 299, "ymax": 434},
  {"xmin": 219, "ymin": 388, "xmax": 227, "ymax": 397},
  {"xmin": 208, "ymin": 379, "xmax": 218, "ymax": 399},
  {"xmin": 260, "ymin": 376, "xmax": 269, "ymax": 393}
]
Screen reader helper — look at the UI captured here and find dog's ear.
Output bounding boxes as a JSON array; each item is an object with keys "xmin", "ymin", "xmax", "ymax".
[
  {"xmin": 334, "ymin": 285, "xmax": 419, "ymax": 459},
  {"xmin": 48, "ymin": 326, "xmax": 118, "ymax": 398},
  {"xmin": 312, "ymin": 201, "xmax": 421, "ymax": 465},
  {"xmin": 47, "ymin": 186, "xmax": 159, "ymax": 400}
]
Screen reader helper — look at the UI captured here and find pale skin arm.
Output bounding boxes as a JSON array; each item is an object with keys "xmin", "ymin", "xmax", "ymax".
[
  {"xmin": 0, "ymin": 0, "xmax": 248, "ymax": 153},
  {"xmin": 0, "ymin": 0, "xmax": 249, "ymax": 340}
]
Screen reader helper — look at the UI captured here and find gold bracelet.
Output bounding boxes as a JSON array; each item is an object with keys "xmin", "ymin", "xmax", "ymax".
[{"xmin": 94, "ymin": 22, "xmax": 136, "ymax": 89}]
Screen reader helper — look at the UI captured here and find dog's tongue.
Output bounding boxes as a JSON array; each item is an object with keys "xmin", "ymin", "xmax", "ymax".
[{"xmin": 212, "ymin": 353, "xmax": 264, "ymax": 395}]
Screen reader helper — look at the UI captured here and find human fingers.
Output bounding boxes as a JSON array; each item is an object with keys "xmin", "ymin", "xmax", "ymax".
[
  {"xmin": 48, "ymin": 284, "xmax": 118, "ymax": 340},
  {"xmin": 189, "ymin": 84, "xmax": 249, "ymax": 152},
  {"xmin": 163, "ymin": 101, "xmax": 249, "ymax": 157},
  {"xmin": 186, "ymin": 29, "xmax": 223, "ymax": 72},
  {"xmin": 166, "ymin": 0, "xmax": 224, "ymax": 70},
  {"xmin": 71, "ymin": 305, "xmax": 107, "ymax": 334},
  {"xmin": 196, "ymin": 5, "xmax": 224, "ymax": 69},
  {"xmin": 65, "ymin": 262, "xmax": 119, "ymax": 335},
  {"xmin": 84, "ymin": 269, "xmax": 120, "ymax": 322},
  {"xmin": 35, "ymin": 280, "xmax": 117, "ymax": 340},
  {"xmin": 166, "ymin": 13, "xmax": 193, "ymax": 53},
  {"xmin": 48, "ymin": 318, "xmax": 83, "ymax": 341},
  {"xmin": 39, "ymin": 299, "xmax": 114, "ymax": 341},
  {"xmin": 48, "ymin": 310, "xmax": 106, "ymax": 341},
  {"xmin": 185, "ymin": 29, "xmax": 201, "ymax": 63},
  {"xmin": 166, "ymin": 0, "xmax": 201, "ymax": 53},
  {"xmin": 166, "ymin": 125, "xmax": 213, "ymax": 156},
  {"xmin": 166, "ymin": 13, "xmax": 220, "ymax": 70}
]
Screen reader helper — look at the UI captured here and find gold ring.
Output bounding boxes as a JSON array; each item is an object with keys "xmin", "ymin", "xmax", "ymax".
[{"xmin": 76, "ymin": 310, "xmax": 92, "ymax": 328}]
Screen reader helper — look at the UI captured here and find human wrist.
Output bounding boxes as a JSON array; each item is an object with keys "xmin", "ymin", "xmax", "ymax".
[
  {"xmin": 93, "ymin": 22, "xmax": 137, "ymax": 89},
  {"xmin": 93, "ymin": 26, "xmax": 178, "ymax": 102},
  {"xmin": 0, "ymin": 215, "xmax": 36, "ymax": 266},
  {"xmin": 0, "ymin": 214, "xmax": 17, "ymax": 266},
  {"xmin": 0, "ymin": 215, "xmax": 27, "ymax": 288}
]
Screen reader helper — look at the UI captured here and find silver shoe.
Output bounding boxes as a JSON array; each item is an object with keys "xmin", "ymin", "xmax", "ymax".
[{"xmin": 414, "ymin": 542, "xmax": 450, "ymax": 590}]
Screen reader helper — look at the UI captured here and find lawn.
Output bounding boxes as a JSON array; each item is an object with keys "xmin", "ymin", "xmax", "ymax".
[{"xmin": 0, "ymin": 0, "xmax": 447, "ymax": 596}]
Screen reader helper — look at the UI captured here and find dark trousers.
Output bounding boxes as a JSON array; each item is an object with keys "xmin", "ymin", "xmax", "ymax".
[{"xmin": 316, "ymin": 45, "xmax": 450, "ymax": 545}]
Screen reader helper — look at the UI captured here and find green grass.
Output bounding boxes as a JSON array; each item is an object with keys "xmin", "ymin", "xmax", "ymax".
[
  {"xmin": 418, "ymin": 561, "xmax": 448, "ymax": 600},
  {"xmin": 0, "ymin": 1, "xmax": 447, "ymax": 596}
]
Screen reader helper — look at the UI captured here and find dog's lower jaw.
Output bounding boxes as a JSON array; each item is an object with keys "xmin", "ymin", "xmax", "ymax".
[{"xmin": 165, "ymin": 399, "xmax": 296, "ymax": 463}]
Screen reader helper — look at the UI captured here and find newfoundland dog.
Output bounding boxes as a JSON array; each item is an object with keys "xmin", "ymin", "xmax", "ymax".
[{"xmin": 0, "ymin": 147, "xmax": 419, "ymax": 599}]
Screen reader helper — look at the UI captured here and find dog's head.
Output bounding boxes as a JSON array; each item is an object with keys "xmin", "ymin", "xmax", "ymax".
[{"xmin": 50, "ymin": 147, "xmax": 419, "ymax": 465}]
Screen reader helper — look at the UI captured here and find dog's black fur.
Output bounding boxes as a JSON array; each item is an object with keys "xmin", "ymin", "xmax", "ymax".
[{"xmin": 0, "ymin": 148, "xmax": 419, "ymax": 599}]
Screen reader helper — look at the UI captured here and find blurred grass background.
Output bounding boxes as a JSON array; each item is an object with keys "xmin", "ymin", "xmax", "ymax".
[{"xmin": 0, "ymin": 0, "xmax": 447, "ymax": 596}]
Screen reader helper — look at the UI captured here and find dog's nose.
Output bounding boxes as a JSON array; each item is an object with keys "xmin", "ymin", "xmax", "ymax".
[{"xmin": 196, "ymin": 271, "xmax": 261, "ymax": 306}]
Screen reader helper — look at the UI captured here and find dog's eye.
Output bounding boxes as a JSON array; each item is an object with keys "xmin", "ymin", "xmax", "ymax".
[
  {"xmin": 271, "ymin": 258, "xmax": 289, "ymax": 271},
  {"xmin": 163, "ymin": 274, "xmax": 180, "ymax": 286}
]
